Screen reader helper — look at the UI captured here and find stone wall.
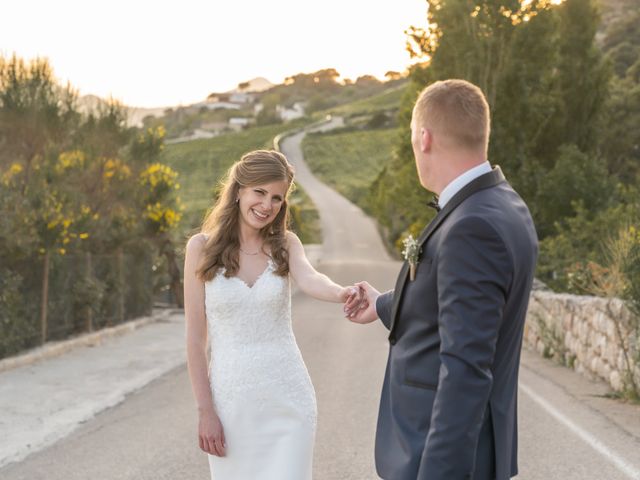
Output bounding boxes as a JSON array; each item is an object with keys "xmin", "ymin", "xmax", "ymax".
[{"xmin": 524, "ymin": 288, "xmax": 640, "ymax": 393}]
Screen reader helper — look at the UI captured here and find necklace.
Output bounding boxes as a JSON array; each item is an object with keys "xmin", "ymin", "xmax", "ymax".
[{"xmin": 240, "ymin": 247, "xmax": 261, "ymax": 256}]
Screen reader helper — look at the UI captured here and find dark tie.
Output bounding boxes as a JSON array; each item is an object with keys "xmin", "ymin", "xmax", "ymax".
[{"xmin": 427, "ymin": 195, "xmax": 440, "ymax": 212}]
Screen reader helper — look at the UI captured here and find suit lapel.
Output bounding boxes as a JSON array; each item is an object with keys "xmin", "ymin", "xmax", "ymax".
[{"xmin": 387, "ymin": 166, "xmax": 506, "ymax": 336}]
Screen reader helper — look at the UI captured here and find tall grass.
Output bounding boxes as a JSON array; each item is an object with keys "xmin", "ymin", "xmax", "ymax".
[{"xmin": 302, "ymin": 128, "xmax": 397, "ymax": 206}]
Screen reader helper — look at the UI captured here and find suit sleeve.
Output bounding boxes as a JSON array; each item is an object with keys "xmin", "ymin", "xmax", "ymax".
[
  {"xmin": 417, "ymin": 216, "xmax": 513, "ymax": 480},
  {"xmin": 376, "ymin": 290, "xmax": 394, "ymax": 330}
]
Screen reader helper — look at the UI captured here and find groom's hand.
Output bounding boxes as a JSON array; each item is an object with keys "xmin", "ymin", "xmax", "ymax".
[
  {"xmin": 342, "ymin": 286, "xmax": 365, "ymax": 310},
  {"xmin": 345, "ymin": 281, "xmax": 380, "ymax": 324}
]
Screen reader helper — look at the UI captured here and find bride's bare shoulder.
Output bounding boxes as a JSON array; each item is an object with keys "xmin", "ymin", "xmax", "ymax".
[
  {"xmin": 284, "ymin": 231, "xmax": 304, "ymax": 257},
  {"xmin": 285, "ymin": 230, "xmax": 301, "ymax": 246},
  {"xmin": 186, "ymin": 232, "xmax": 207, "ymax": 255}
]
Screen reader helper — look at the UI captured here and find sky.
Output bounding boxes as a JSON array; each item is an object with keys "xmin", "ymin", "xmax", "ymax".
[{"xmin": 1, "ymin": 0, "xmax": 428, "ymax": 108}]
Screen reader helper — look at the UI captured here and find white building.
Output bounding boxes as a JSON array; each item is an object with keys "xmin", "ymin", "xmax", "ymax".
[
  {"xmin": 198, "ymin": 101, "xmax": 241, "ymax": 111},
  {"xmin": 228, "ymin": 117, "xmax": 252, "ymax": 131},
  {"xmin": 229, "ymin": 92, "xmax": 254, "ymax": 104},
  {"xmin": 276, "ymin": 102, "xmax": 305, "ymax": 122}
]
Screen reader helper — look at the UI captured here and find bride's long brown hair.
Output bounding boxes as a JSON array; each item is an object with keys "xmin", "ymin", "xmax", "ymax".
[{"xmin": 195, "ymin": 150, "xmax": 295, "ymax": 281}]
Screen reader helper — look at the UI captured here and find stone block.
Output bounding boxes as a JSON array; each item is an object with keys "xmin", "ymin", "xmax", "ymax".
[
  {"xmin": 598, "ymin": 362, "xmax": 611, "ymax": 381},
  {"xmin": 590, "ymin": 357, "xmax": 600, "ymax": 375},
  {"xmin": 606, "ymin": 319, "xmax": 616, "ymax": 339},
  {"xmin": 617, "ymin": 352, "xmax": 627, "ymax": 372},
  {"xmin": 610, "ymin": 370, "xmax": 623, "ymax": 391}
]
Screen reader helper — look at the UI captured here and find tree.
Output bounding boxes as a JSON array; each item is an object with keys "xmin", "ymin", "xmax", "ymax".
[
  {"xmin": 598, "ymin": 2, "xmax": 640, "ymax": 181},
  {"xmin": 138, "ymin": 160, "xmax": 184, "ymax": 306},
  {"xmin": 355, "ymin": 75, "xmax": 381, "ymax": 87},
  {"xmin": 385, "ymin": 71, "xmax": 403, "ymax": 81},
  {"xmin": 75, "ymin": 98, "xmax": 131, "ymax": 159},
  {"xmin": 0, "ymin": 54, "xmax": 184, "ymax": 352},
  {"xmin": 0, "ymin": 54, "xmax": 79, "ymax": 187},
  {"xmin": 369, "ymin": 0, "xmax": 611, "ymax": 247}
]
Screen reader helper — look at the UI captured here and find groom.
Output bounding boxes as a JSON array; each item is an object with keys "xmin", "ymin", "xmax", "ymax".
[{"xmin": 346, "ymin": 79, "xmax": 538, "ymax": 479}]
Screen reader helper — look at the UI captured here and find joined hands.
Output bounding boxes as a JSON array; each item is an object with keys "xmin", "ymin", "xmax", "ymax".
[{"xmin": 342, "ymin": 281, "xmax": 381, "ymax": 324}]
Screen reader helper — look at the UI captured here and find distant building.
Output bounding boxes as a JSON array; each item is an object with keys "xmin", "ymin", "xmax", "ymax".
[
  {"xmin": 201, "ymin": 121, "xmax": 228, "ymax": 134},
  {"xmin": 228, "ymin": 117, "xmax": 252, "ymax": 131},
  {"xmin": 197, "ymin": 101, "xmax": 241, "ymax": 111},
  {"xmin": 229, "ymin": 92, "xmax": 254, "ymax": 104},
  {"xmin": 277, "ymin": 102, "xmax": 305, "ymax": 122}
]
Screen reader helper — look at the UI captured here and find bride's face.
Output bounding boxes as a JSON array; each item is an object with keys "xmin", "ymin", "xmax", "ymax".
[{"xmin": 237, "ymin": 180, "xmax": 288, "ymax": 231}]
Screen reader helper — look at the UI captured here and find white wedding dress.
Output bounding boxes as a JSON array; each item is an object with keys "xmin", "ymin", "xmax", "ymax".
[{"xmin": 204, "ymin": 258, "xmax": 317, "ymax": 480}]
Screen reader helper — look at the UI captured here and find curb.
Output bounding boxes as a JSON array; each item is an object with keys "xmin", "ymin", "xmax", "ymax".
[
  {"xmin": 0, "ymin": 308, "xmax": 175, "ymax": 374},
  {"xmin": 272, "ymin": 116, "xmax": 334, "ymax": 152}
]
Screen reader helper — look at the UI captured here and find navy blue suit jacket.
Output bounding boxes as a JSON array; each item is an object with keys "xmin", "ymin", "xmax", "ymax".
[{"xmin": 375, "ymin": 167, "xmax": 538, "ymax": 480}]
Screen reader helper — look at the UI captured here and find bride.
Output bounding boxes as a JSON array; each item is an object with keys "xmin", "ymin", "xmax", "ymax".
[{"xmin": 183, "ymin": 149, "xmax": 363, "ymax": 479}]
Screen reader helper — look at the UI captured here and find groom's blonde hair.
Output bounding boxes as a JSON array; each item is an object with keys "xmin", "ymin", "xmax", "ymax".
[{"xmin": 413, "ymin": 79, "xmax": 490, "ymax": 155}]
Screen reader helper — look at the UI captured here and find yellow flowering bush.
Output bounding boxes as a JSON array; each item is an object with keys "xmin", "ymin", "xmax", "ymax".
[
  {"xmin": 145, "ymin": 202, "xmax": 182, "ymax": 233},
  {"xmin": 131, "ymin": 125, "xmax": 166, "ymax": 163},
  {"xmin": 139, "ymin": 163, "xmax": 179, "ymax": 190},
  {"xmin": 2, "ymin": 163, "xmax": 23, "ymax": 186},
  {"xmin": 55, "ymin": 151, "xmax": 85, "ymax": 173},
  {"xmin": 102, "ymin": 158, "xmax": 131, "ymax": 181},
  {"xmin": 138, "ymin": 162, "xmax": 183, "ymax": 234}
]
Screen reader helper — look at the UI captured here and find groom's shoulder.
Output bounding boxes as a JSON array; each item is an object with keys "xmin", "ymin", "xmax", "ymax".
[
  {"xmin": 452, "ymin": 187, "xmax": 502, "ymax": 217},
  {"xmin": 459, "ymin": 182, "xmax": 526, "ymax": 215},
  {"xmin": 443, "ymin": 212, "xmax": 502, "ymax": 243},
  {"xmin": 446, "ymin": 189, "xmax": 518, "ymax": 235},
  {"xmin": 451, "ymin": 186, "xmax": 536, "ymax": 246}
]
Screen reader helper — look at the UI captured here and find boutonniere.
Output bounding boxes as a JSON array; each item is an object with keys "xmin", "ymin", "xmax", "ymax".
[{"xmin": 402, "ymin": 234, "xmax": 422, "ymax": 281}]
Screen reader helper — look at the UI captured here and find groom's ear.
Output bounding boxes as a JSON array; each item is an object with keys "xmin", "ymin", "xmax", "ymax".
[{"xmin": 420, "ymin": 128, "xmax": 432, "ymax": 153}]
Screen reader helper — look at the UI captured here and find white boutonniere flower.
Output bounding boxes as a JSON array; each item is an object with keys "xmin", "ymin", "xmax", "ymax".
[{"xmin": 402, "ymin": 234, "xmax": 422, "ymax": 281}]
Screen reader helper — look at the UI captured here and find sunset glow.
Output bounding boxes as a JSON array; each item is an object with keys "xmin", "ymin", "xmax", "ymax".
[{"xmin": 0, "ymin": 0, "xmax": 428, "ymax": 107}]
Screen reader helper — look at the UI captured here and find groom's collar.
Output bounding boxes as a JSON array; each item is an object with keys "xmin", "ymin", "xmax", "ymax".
[
  {"xmin": 417, "ymin": 165, "xmax": 505, "ymax": 246},
  {"xmin": 438, "ymin": 161, "xmax": 492, "ymax": 209}
]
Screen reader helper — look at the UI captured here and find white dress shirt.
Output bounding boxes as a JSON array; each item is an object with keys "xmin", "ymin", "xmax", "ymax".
[{"xmin": 438, "ymin": 161, "xmax": 492, "ymax": 209}]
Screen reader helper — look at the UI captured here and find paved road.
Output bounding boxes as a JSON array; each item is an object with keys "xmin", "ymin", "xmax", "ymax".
[
  {"xmin": 281, "ymin": 118, "xmax": 391, "ymax": 264},
  {"xmin": 2, "ymin": 123, "xmax": 639, "ymax": 479}
]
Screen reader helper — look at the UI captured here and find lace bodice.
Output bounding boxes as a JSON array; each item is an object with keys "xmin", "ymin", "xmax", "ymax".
[
  {"xmin": 204, "ymin": 259, "xmax": 294, "ymax": 347},
  {"xmin": 204, "ymin": 258, "xmax": 316, "ymax": 426}
]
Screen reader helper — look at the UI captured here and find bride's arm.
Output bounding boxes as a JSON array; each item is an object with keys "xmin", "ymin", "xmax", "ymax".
[
  {"xmin": 184, "ymin": 233, "xmax": 226, "ymax": 456},
  {"xmin": 286, "ymin": 231, "xmax": 356, "ymax": 303}
]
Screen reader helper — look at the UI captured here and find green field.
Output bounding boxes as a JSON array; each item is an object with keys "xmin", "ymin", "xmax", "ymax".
[
  {"xmin": 161, "ymin": 119, "xmax": 320, "ymax": 243},
  {"xmin": 301, "ymin": 85, "xmax": 404, "ymax": 209},
  {"xmin": 301, "ymin": 128, "xmax": 398, "ymax": 206},
  {"xmin": 320, "ymin": 85, "xmax": 405, "ymax": 118}
]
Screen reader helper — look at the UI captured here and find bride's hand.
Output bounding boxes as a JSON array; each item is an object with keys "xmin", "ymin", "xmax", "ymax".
[
  {"xmin": 198, "ymin": 407, "xmax": 227, "ymax": 457},
  {"xmin": 340, "ymin": 285, "xmax": 367, "ymax": 310}
]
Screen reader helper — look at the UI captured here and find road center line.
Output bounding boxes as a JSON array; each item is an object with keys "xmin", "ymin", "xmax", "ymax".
[{"xmin": 520, "ymin": 382, "xmax": 640, "ymax": 480}]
